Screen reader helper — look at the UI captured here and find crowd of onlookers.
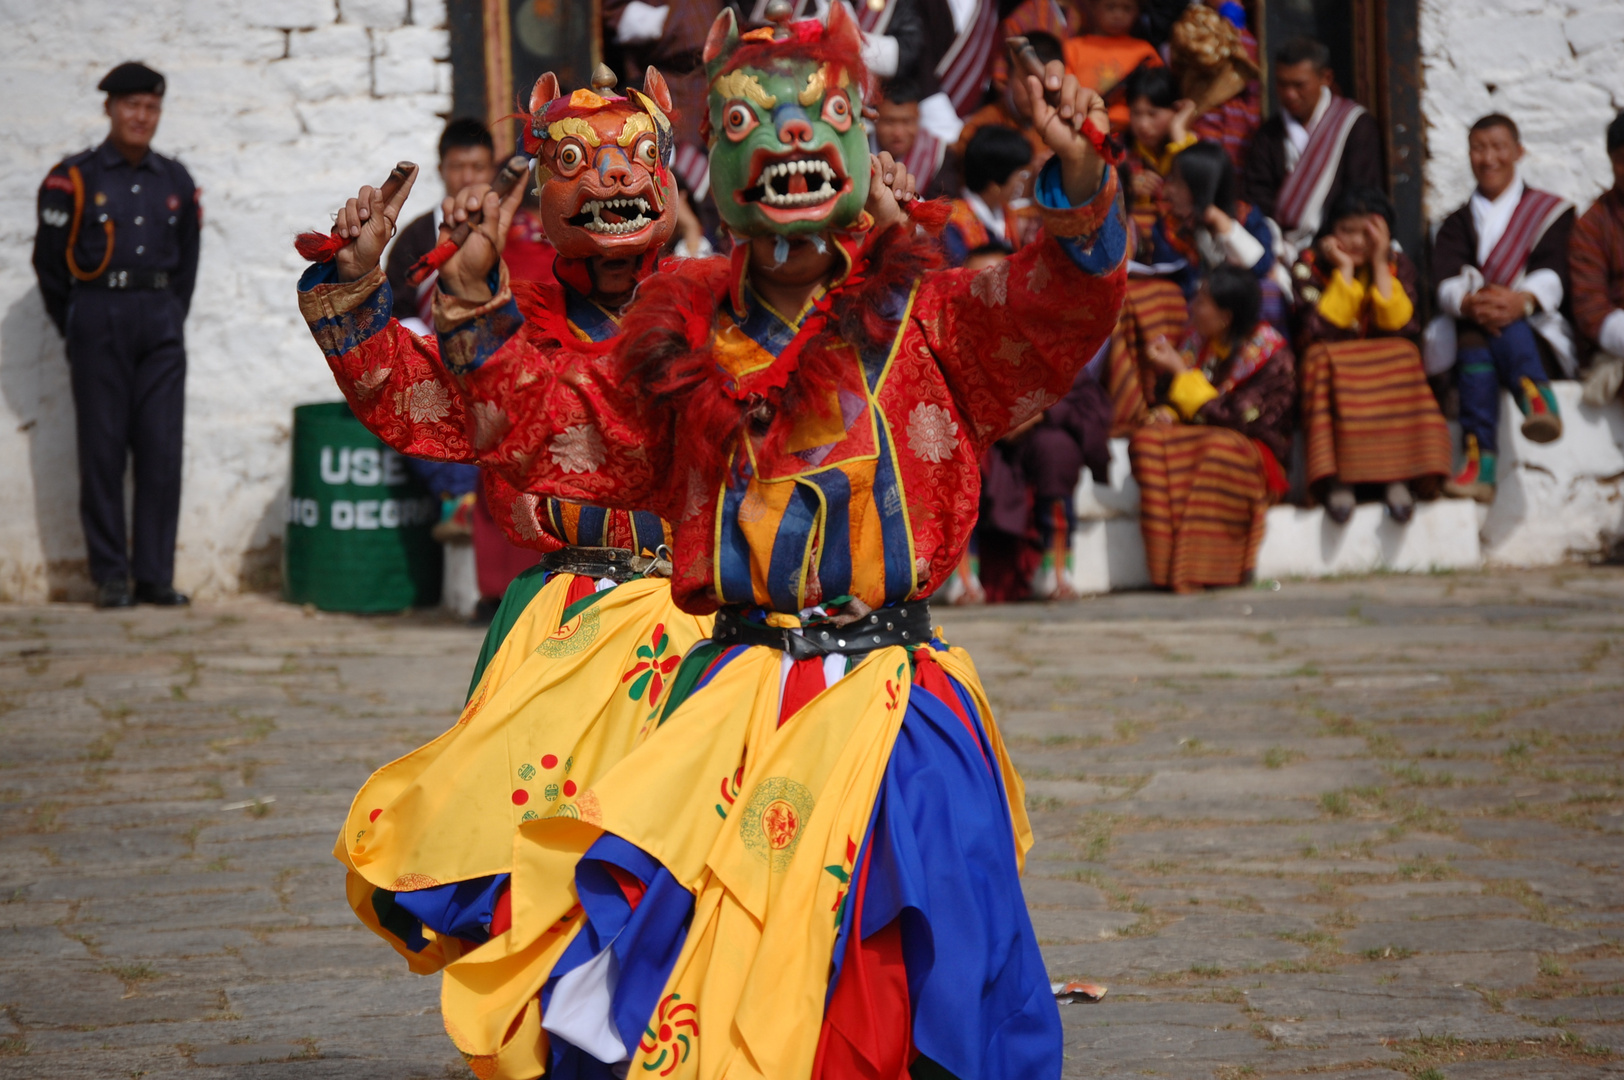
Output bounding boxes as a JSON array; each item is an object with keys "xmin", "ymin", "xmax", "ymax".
[
  {"xmin": 404, "ymin": 0, "xmax": 1624, "ymax": 608},
  {"xmin": 868, "ymin": 0, "xmax": 1624, "ymax": 598}
]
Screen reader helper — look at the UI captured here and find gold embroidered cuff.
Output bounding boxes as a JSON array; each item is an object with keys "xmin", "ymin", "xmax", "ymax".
[
  {"xmin": 434, "ymin": 262, "xmax": 513, "ymax": 335},
  {"xmin": 298, "ymin": 266, "xmax": 387, "ymax": 324}
]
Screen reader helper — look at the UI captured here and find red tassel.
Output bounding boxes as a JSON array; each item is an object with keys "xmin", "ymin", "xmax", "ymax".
[
  {"xmin": 294, "ymin": 230, "xmax": 347, "ymax": 263},
  {"xmin": 1084, "ymin": 119, "xmax": 1126, "ymax": 166},
  {"xmin": 903, "ymin": 198, "xmax": 951, "ymax": 233},
  {"xmin": 406, "ymin": 239, "xmax": 459, "ymax": 288}
]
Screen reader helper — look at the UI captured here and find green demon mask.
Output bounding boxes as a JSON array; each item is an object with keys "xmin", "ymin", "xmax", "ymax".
[{"xmin": 701, "ymin": 3, "xmax": 871, "ymax": 237}]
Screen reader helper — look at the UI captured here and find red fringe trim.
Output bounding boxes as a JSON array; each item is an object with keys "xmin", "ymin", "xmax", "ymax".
[
  {"xmin": 294, "ymin": 230, "xmax": 346, "ymax": 263},
  {"xmin": 616, "ymin": 226, "xmax": 942, "ymax": 482}
]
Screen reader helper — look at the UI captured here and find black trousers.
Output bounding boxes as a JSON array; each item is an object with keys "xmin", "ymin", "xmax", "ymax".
[{"xmin": 65, "ymin": 290, "xmax": 187, "ymax": 587}]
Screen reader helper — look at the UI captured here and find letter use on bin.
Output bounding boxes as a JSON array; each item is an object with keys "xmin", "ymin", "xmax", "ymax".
[{"xmin": 283, "ymin": 402, "xmax": 443, "ymax": 612}]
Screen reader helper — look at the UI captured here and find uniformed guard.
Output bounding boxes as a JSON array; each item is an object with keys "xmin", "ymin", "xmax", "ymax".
[{"xmin": 32, "ymin": 61, "xmax": 200, "ymax": 608}]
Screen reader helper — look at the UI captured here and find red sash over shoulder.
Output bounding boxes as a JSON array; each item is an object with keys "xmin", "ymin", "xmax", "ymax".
[
  {"xmin": 1481, "ymin": 187, "xmax": 1570, "ymax": 287},
  {"xmin": 1274, "ymin": 95, "xmax": 1364, "ymax": 232}
]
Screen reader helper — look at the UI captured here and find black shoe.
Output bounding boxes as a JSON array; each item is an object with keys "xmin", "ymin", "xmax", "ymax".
[
  {"xmin": 134, "ymin": 582, "xmax": 190, "ymax": 606},
  {"xmin": 95, "ymin": 579, "xmax": 136, "ymax": 609}
]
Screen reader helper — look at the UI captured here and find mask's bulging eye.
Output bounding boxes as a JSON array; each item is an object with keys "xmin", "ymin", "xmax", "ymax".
[
  {"xmin": 822, "ymin": 92, "xmax": 851, "ymax": 131},
  {"xmin": 634, "ymin": 134, "xmax": 659, "ymax": 168},
  {"xmin": 556, "ymin": 141, "xmax": 585, "ymax": 173},
  {"xmin": 724, "ymin": 102, "xmax": 759, "ymax": 141}
]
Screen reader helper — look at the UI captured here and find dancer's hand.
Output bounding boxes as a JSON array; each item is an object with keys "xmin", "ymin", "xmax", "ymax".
[
  {"xmin": 436, "ymin": 181, "xmax": 527, "ymax": 302},
  {"xmin": 332, "ymin": 165, "xmax": 418, "ymax": 282},
  {"xmin": 1009, "ymin": 60, "xmax": 1107, "ymax": 204},
  {"xmin": 867, "ymin": 152, "xmax": 918, "ymax": 233}
]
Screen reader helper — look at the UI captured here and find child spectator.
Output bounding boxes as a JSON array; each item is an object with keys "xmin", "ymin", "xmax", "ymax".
[
  {"xmin": 1148, "ymin": 141, "xmax": 1283, "ymax": 324},
  {"xmin": 1292, "ymin": 187, "xmax": 1452, "ymax": 524},
  {"xmin": 1131, "ymin": 266, "xmax": 1295, "ymax": 592},
  {"xmin": 1063, "ymin": 0, "xmax": 1162, "ymax": 132},
  {"xmin": 1123, "ymin": 65, "xmax": 1196, "ymax": 255},
  {"xmin": 944, "ymin": 126, "xmax": 1036, "ymax": 264}
]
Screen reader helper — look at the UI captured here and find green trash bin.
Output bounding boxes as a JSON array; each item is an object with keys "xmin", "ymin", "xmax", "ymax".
[{"xmin": 283, "ymin": 402, "xmax": 443, "ymax": 612}]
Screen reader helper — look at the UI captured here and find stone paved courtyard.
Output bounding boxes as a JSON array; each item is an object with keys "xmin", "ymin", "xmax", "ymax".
[{"xmin": 1, "ymin": 568, "xmax": 1621, "ymax": 1079}]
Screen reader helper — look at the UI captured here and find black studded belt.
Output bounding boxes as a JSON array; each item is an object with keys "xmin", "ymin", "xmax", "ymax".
[
  {"xmin": 82, "ymin": 269, "xmax": 171, "ymax": 291},
  {"xmin": 711, "ymin": 601, "xmax": 933, "ymax": 660},
  {"xmin": 537, "ymin": 545, "xmax": 671, "ymax": 583}
]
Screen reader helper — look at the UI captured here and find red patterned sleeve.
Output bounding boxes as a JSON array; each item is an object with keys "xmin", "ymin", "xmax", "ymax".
[
  {"xmin": 913, "ymin": 163, "xmax": 1128, "ymax": 455},
  {"xmin": 298, "ymin": 266, "xmax": 476, "ymax": 463},
  {"xmin": 435, "ymin": 286, "xmax": 682, "ymax": 521}
]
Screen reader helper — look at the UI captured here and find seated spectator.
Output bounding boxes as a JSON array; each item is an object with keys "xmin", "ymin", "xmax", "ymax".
[
  {"xmin": 1130, "ymin": 266, "xmax": 1294, "ymax": 593},
  {"xmin": 847, "ymin": 0, "xmax": 998, "ymax": 142},
  {"xmin": 944, "ymin": 126, "xmax": 1036, "ymax": 264},
  {"xmin": 977, "ymin": 369, "xmax": 1114, "ymax": 602},
  {"xmin": 1243, "ymin": 36, "xmax": 1384, "ymax": 260},
  {"xmin": 1571, "ymin": 112, "xmax": 1624, "ymax": 406},
  {"xmin": 1123, "ymin": 65, "xmax": 1196, "ymax": 255},
  {"xmin": 1149, "ymin": 141, "xmax": 1283, "ymax": 324},
  {"xmin": 1062, "ymin": 0, "xmax": 1161, "ymax": 133},
  {"xmin": 873, "ymin": 78, "xmax": 947, "ymax": 198},
  {"xmin": 956, "ymin": 250, "xmax": 1112, "ymax": 603},
  {"xmin": 1431, "ymin": 114, "xmax": 1575, "ymax": 503},
  {"xmin": 956, "ymin": 30, "xmax": 1063, "ymax": 164},
  {"xmin": 602, "ymin": 0, "xmax": 720, "ymax": 193},
  {"xmin": 1292, "ymin": 188, "xmax": 1452, "ymax": 524},
  {"xmin": 1169, "ymin": 4, "xmax": 1260, "ymax": 171},
  {"xmin": 1103, "ymin": 260, "xmax": 1189, "ymax": 433}
]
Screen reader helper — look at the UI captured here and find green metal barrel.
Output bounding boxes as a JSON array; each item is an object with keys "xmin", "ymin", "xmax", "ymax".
[{"xmin": 282, "ymin": 402, "xmax": 442, "ymax": 612}]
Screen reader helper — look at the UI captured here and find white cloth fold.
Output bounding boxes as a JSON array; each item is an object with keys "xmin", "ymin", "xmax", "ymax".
[
  {"xmin": 918, "ymin": 91, "xmax": 964, "ymax": 145},
  {"xmin": 1521, "ymin": 267, "xmax": 1564, "ymax": 316},
  {"xmin": 1196, "ymin": 220, "xmax": 1266, "ymax": 271},
  {"xmin": 1281, "ymin": 86, "xmax": 1331, "ymax": 171},
  {"xmin": 542, "ymin": 945, "xmax": 628, "ymax": 1064},
  {"xmin": 1470, "ymin": 173, "xmax": 1524, "ymax": 266},
  {"xmin": 615, "ymin": 0, "xmax": 669, "ymax": 44},
  {"xmin": 1600, "ymin": 309, "xmax": 1624, "ymax": 358},
  {"xmin": 963, "ymin": 189, "xmax": 1006, "ymax": 239},
  {"xmin": 861, "ymin": 31, "xmax": 901, "ymax": 77}
]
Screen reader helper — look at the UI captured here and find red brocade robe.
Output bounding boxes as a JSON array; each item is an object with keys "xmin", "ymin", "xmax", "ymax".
[
  {"xmin": 298, "ymin": 256, "xmax": 670, "ymax": 557},
  {"xmin": 303, "ymin": 166, "xmax": 1127, "ymax": 616}
]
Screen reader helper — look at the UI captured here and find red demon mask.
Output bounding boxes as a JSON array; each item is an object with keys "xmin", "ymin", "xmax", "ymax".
[{"xmin": 523, "ymin": 67, "xmax": 681, "ymax": 262}]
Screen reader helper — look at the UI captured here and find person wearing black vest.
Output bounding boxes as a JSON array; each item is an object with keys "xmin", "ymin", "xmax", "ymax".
[
  {"xmin": 32, "ymin": 62, "xmax": 200, "ymax": 608},
  {"xmin": 1430, "ymin": 114, "xmax": 1575, "ymax": 503},
  {"xmin": 1241, "ymin": 36, "xmax": 1383, "ymax": 260}
]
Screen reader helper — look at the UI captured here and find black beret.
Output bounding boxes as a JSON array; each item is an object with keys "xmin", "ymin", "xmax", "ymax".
[{"xmin": 99, "ymin": 62, "xmax": 166, "ymax": 97}]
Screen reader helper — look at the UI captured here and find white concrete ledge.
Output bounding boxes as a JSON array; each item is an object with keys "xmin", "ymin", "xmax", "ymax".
[
  {"xmin": 1255, "ymin": 499, "xmax": 1482, "ymax": 580},
  {"xmin": 1070, "ymin": 386, "xmax": 1624, "ymax": 592}
]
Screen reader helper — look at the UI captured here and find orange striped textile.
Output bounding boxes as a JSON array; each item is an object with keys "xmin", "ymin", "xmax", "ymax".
[
  {"xmin": 1129, "ymin": 424, "xmax": 1271, "ymax": 593},
  {"xmin": 1298, "ymin": 339, "xmax": 1453, "ymax": 488},
  {"xmin": 1107, "ymin": 278, "xmax": 1188, "ymax": 435}
]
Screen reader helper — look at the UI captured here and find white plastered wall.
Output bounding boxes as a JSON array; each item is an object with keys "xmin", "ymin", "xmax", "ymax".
[
  {"xmin": 0, "ymin": 0, "xmax": 453, "ymax": 600},
  {"xmin": 1419, "ymin": 0, "xmax": 1623, "ymax": 221}
]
